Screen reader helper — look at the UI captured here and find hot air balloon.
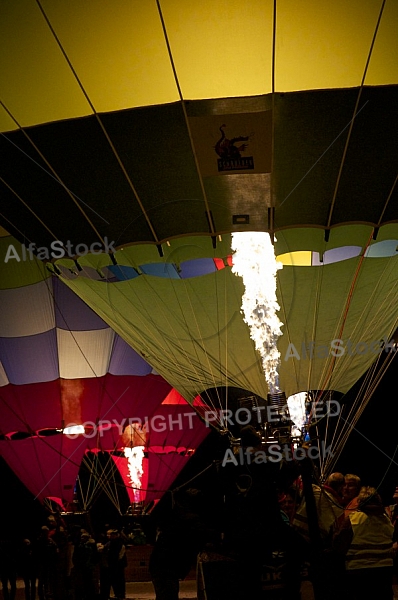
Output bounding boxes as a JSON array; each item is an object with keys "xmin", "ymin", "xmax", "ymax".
[
  {"xmin": 0, "ymin": 231, "xmax": 209, "ymax": 514},
  {"xmin": 1, "ymin": 0, "xmax": 398, "ymax": 490}
]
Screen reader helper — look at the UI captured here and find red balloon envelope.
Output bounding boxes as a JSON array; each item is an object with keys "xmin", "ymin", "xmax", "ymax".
[{"xmin": 0, "ymin": 234, "xmax": 209, "ymax": 506}]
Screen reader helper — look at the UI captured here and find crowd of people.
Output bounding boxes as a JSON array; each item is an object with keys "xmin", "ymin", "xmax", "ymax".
[
  {"xmin": 1, "ymin": 472, "xmax": 398, "ymax": 600},
  {"xmin": 0, "ymin": 515, "xmax": 129, "ymax": 600},
  {"xmin": 285, "ymin": 472, "xmax": 398, "ymax": 600}
]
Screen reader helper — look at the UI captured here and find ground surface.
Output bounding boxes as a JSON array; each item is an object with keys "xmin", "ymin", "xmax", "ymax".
[{"xmin": 10, "ymin": 577, "xmax": 398, "ymax": 599}]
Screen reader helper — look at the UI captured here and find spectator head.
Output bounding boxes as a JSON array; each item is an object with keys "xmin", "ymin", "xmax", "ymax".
[
  {"xmin": 325, "ymin": 472, "xmax": 345, "ymax": 498},
  {"xmin": 107, "ymin": 529, "xmax": 119, "ymax": 538},
  {"xmin": 357, "ymin": 486, "xmax": 384, "ymax": 514},
  {"xmin": 343, "ymin": 474, "xmax": 361, "ymax": 505},
  {"xmin": 280, "ymin": 491, "xmax": 298, "ymax": 522}
]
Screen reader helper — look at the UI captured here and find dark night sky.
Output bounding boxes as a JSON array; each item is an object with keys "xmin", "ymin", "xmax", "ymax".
[{"xmin": 335, "ymin": 351, "xmax": 398, "ymax": 489}]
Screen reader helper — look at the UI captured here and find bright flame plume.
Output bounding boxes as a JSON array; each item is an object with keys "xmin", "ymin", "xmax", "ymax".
[
  {"xmin": 231, "ymin": 231, "xmax": 283, "ymax": 394},
  {"xmin": 123, "ymin": 446, "xmax": 145, "ymax": 502},
  {"xmin": 287, "ymin": 392, "xmax": 307, "ymax": 437}
]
